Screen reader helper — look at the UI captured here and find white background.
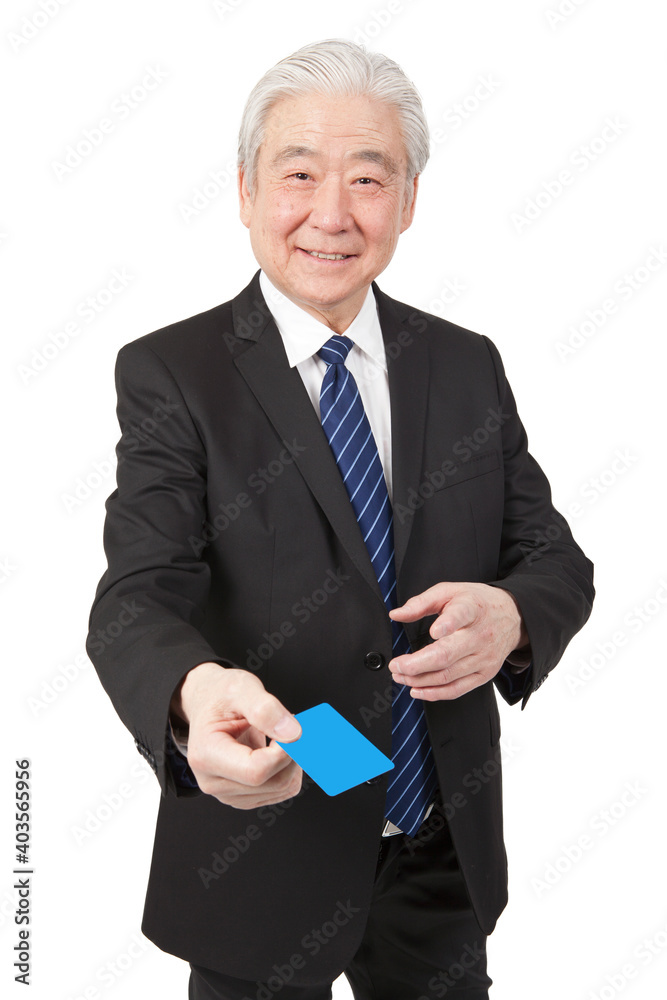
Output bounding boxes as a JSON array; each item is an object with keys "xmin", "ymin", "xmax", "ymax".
[{"xmin": 3, "ymin": 1, "xmax": 666, "ymax": 998}]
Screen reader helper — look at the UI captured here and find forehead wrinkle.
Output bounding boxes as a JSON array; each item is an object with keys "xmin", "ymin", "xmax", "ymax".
[
  {"xmin": 269, "ymin": 144, "xmax": 400, "ymax": 176},
  {"xmin": 349, "ymin": 148, "xmax": 399, "ymax": 176},
  {"xmin": 269, "ymin": 144, "xmax": 317, "ymax": 169}
]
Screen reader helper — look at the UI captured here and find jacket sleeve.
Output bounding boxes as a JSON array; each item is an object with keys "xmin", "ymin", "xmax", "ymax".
[
  {"xmin": 481, "ymin": 335, "xmax": 595, "ymax": 709},
  {"xmin": 86, "ymin": 340, "xmax": 229, "ymax": 795}
]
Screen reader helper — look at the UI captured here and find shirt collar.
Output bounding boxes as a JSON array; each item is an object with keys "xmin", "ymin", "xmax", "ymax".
[{"xmin": 259, "ymin": 270, "xmax": 387, "ymax": 372}]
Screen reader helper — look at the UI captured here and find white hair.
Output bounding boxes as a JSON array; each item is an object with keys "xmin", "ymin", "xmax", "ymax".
[{"xmin": 237, "ymin": 38, "xmax": 430, "ymax": 205}]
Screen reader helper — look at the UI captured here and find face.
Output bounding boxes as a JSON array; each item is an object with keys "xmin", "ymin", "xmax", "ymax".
[{"xmin": 238, "ymin": 92, "xmax": 418, "ymax": 332}]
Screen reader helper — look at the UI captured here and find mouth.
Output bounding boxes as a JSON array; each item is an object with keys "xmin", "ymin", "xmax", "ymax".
[{"xmin": 298, "ymin": 248, "xmax": 356, "ymax": 261}]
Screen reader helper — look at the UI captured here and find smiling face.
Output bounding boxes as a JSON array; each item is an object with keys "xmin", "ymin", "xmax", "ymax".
[{"xmin": 238, "ymin": 92, "xmax": 419, "ymax": 332}]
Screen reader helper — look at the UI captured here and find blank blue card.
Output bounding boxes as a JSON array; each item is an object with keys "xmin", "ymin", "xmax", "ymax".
[{"xmin": 275, "ymin": 702, "xmax": 394, "ymax": 796}]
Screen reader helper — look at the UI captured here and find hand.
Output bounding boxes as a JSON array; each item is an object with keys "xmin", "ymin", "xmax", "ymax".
[
  {"xmin": 388, "ymin": 582, "xmax": 529, "ymax": 701},
  {"xmin": 170, "ymin": 662, "xmax": 303, "ymax": 809}
]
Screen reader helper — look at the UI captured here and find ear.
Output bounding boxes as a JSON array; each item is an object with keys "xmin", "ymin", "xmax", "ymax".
[
  {"xmin": 399, "ymin": 174, "xmax": 419, "ymax": 234},
  {"xmin": 238, "ymin": 165, "xmax": 253, "ymax": 229}
]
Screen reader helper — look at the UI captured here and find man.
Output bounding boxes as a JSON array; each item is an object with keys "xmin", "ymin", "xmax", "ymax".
[{"xmin": 87, "ymin": 39, "xmax": 594, "ymax": 1000}]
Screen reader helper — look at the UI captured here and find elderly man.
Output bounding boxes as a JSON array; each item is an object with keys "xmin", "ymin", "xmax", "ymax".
[{"xmin": 87, "ymin": 39, "xmax": 594, "ymax": 1000}]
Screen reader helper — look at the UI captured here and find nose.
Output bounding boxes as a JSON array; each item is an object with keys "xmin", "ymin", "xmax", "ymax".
[{"xmin": 309, "ymin": 175, "xmax": 353, "ymax": 233}]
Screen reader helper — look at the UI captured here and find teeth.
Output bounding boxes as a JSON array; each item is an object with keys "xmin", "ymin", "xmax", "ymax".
[{"xmin": 306, "ymin": 251, "xmax": 350, "ymax": 260}]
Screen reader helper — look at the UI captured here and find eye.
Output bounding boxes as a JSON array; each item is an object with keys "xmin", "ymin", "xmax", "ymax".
[
  {"xmin": 290, "ymin": 172, "xmax": 311, "ymax": 181},
  {"xmin": 355, "ymin": 177, "xmax": 378, "ymax": 186}
]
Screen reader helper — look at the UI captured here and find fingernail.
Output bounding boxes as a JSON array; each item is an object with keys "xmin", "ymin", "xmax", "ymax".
[{"xmin": 274, "ymin": 715, "xmax": 301, "ymax": 740}]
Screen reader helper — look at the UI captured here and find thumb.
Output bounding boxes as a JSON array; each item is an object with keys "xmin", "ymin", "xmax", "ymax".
[
  {"xmin": 271, "ymin": 707, "xmax": 302, "ymax": 742},
  {"xmin": 242, "ymin": 686, "xmax": 302, "ymax": 743}
]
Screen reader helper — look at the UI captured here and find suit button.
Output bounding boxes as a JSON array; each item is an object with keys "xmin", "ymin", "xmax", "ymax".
[
  {"xmin": 364, "ymin": 651, "xmax": 385, "ymax": 671},
  {"xmin": 366, "ymin": 775, "xmax": 382, "ymax": 785}
]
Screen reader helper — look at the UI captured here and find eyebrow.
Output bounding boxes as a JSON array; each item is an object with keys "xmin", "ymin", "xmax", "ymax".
[{"xmin": 270, "ymin": 145, "xmax": 399, "ymax": 175}]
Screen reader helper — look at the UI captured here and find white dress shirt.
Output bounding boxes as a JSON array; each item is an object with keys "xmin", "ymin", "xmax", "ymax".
[{"xmin": 259, "ymin": 270, "xmax": 394, "ymax": 500}]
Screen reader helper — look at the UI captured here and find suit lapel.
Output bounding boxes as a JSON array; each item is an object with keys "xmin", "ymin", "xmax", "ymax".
[
  {"xmin": 373, "ymin": 284, "xmax": 430, "ymax": 582},
  {"xmin": 230, "ymin": 273, "xmax": 385, "ymax": 606}
]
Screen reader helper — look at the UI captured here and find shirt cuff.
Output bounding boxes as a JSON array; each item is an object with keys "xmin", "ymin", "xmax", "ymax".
[
  {"xmin": 166, "ymin": 720, "xmax": 199, "ymax": 791},
  {"xmin": 505, "ymin": 648, "xmax": 532, "ymax": 672},
  {"xmin": 169, "ymin": 717, "xmax": 189, "ymax": 756}
]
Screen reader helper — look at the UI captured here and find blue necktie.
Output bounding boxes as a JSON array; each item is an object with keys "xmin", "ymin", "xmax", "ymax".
[{"xmin": 318, "ymin": 335, "xmax": 438, "ymax": 837}]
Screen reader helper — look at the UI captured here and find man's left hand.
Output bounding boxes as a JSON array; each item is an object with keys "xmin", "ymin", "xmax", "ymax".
[{"xmin": 388, "ymin": 582, "xmax": 529, "ymax": 700}]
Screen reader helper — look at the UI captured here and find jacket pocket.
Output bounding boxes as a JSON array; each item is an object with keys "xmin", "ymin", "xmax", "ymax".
[{"xmin": 433, "ymin": 449, "xmax": 500, "ymax": 492}]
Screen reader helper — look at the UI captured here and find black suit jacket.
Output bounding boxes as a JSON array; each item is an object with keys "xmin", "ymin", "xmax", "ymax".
[{"xmin": 86, "ymin": 270, "xmax": 594, "ymax": 984}]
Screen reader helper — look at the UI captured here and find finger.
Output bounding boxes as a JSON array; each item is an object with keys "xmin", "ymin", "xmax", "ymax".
[
  {"xmin": 200, "ymin": 758, "xmax": 304, "ymax": 808},
  {"xmin": 429, "ymin": 594, "xmax": 479, "ymax": 639},
  {"xmin": 219, "ymin": 669, "xmax": 302, "ymax": 744},
  {"xmin": 221, "ymin": 755, "xmax": 303, "ymax": 797},
  {"xmin": 389, "ymin": 582, "xmax": 459, "ymax": 622},
  {"xmin": 389, "ymin": 630, "xmax": 471, "ymax": 681},
  {"xmin": 196, "ymin": 726, "xmax": 298, "ymax": 789},
  {"xmin": 409, "ymin": 670, "xmax": 486, "ymax": 702}
]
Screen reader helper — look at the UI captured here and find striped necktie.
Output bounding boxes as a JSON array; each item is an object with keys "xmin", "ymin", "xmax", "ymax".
[{"xmin": 317, "ymin": 334, "xmax": 438, "ymax": 837}]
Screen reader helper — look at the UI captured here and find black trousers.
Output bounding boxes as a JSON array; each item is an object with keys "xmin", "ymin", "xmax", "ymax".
[{"xmin": 189, "ymin": 793, "xmax": 492, "ymax": 1000}]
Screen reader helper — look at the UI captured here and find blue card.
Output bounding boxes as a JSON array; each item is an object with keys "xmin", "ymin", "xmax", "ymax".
[{"xmin": 275, "ymin": 702, "xmax": 394, "ymax": 796}]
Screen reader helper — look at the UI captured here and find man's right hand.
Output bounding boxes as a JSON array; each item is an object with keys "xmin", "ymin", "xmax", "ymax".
[{"xmin": 169, "ymin": 661, "xmax": 303, "ymax": 809}]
